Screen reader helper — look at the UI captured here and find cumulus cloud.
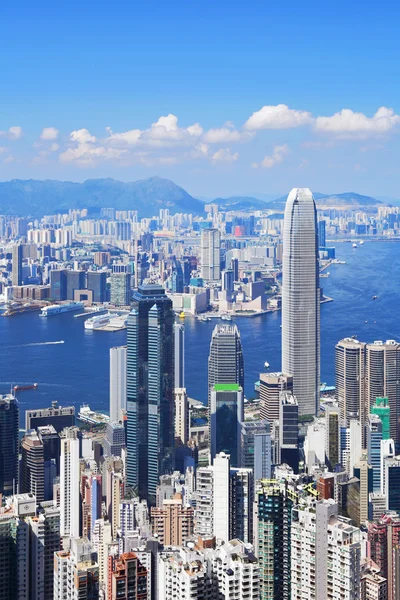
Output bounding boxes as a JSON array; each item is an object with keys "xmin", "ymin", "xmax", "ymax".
[
  {"xmin": 60, "ymin": 128, "xmax": 126, "ymax": 166},
  {"xmin": 203, "ymin": 126, "xmax": 252, "ymax": 144},
  {"xmin": 315, "ymin": 107, "xmax": 400, "ymax": 138},
  {"xmin": 244, "ymin": 104, "xmax": 312, "ymax": 131},
  {"xmin": 0, "ymin": 126, "xmax": 22, "ymax": 139},
  {"xmin": 253, "ymin": 144, "xmax": 290, "ymax": 169},
  {"xmin": 40, "ymin": 127, "xmax": 59, "ymax": 141},
  {"xmin": 211, "ymin": 148, "xmax": 239, "ymax": 162}
]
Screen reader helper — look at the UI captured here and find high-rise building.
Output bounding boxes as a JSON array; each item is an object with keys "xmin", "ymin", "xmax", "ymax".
[
  {"xmin": 66, "ymin": 270, "xmax": 86, "ymax": 300},
  {"xmin": 174, "ymin": 322, "xmax": 185, "ymax": 390},
  {"xmin": 87, "ymin": 271, "xmax": 107, "ymax": 303},
  {"xmin": 366, "ymin": 341, "xmax": 400, "ymax": 444},
  {"xmin": 60, "ymin": 428, "xmax": 81, "ymax": 539},
  {"xmin": 336, "ymin": 337, "xmax": 367, "ymax": 445},
  {"xmin": 367, "ymin": 515, "xmax": 400, "ymax": 600},
  {"xmin": 208, "ymin": 324, "xmax": 244, "ymax": 407},
  {"xmin": 325, "ymin": 405, "xmax": 341, "ymax": 468},
  {"xmin": 384, "ymin": 456, "xmax": 400, "ymax": 512},
  {"xmin": 54, "ymin": 538, "xmax": 99, "ymax": 599},
  {"xmin": 20, "ymin": 431, "xmax": 45, "ymax": 502},
  {"xmin": 104, "ymin": 421, "xmax": 126, "ymax": 457},
  {"xmin": 194, "ymin": 453, "xmax": 253, "ymax": 544},
  {"xmin": 371, "ymin": 397, "xmax": 390, "ymax": 440},
  {"xmin": 110, "ymin": 273, "xmax": 131, "ymax": 306},
  {"xmin": 174, "ymin": 388, "xmax": 189, "ymax": 446},
  {"xmin": 240, "ymin": 420, "xmax": 271, "ymax": 480},
  {"xmin": 151, "ymin": 494, "xmax": 194, "ymax": 546},
  {"xmin": 279, "ymin": 391, "xmax": 299, "ymax": 472},
  {"xmin": 318, "ymin": 219, "xmax": 326, "ymax": 247},
  {"xmin": 25, "ymin": 400, "xmax": 75, "ymax": 433},
  {"xmin": 171, "ymin": 258, "xmax": 184, "ymax": 293},
  {"xmin": 50, "ymin": 269, "xmax": 68, "ymax": 300},
  {"xmin": 210, "ymin": 383, "xmax": 243, "ymax": 467},
  {"xmin": 110, "ymin": 346, "xmax": 127, "ymax": 423},
  {"xmin": 0, "ymin": 394, "xmax": 19, "ymax": 496},
  {"xmin": 367, "ymin": 414, "xmax": 383, "ymax": 492},
  {"xmin": 254, "ymin": 479, "xmax": 297, "ymax": 600},
  {"xmin": 12, "ymin": 243, "xmax": 23, "ymax": 286},
  {"xmin": 108, "ymin": 552, "xmax": 149, "ymax": 600},
  {"xmin": 158, "ymin": 540, "xmax": 259, "ymax": 600},
  {"xmin": 291, "ymin": 500, "xmax": 361, "ymax": 600},
  {"xmin": 259, "ymin": 371, "xmax": 293, "ymax": 422},
  {"xmin": 353, "ymin": 453, "xmax": 373, "ymax": 524},
  {"xmin": 127, "ymin": 284, "xmax": 174, "ymax": 504},
  {"xmin": 282, "ymin": 188, "xmax": 320, "ymax": 416},
  {"xmin": 200, "ymin": 228, "xmax": 221, "ymax": 281}
]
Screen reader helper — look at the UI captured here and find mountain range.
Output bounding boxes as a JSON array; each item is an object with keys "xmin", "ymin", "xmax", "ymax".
[
  {"xmin": 0, "ymin": 177, "xmax": 204, "ymax": 218},
  {"xmin": 0, "ymin": 176, "xmax": 386, "ymax": 217}
]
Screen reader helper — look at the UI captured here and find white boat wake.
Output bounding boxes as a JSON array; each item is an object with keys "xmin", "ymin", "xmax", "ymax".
[{"xmin": 5, "ymin": 341, "xmax": 65, "ymax": 348}]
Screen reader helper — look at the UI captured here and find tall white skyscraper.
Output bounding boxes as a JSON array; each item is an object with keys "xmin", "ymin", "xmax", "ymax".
[
  {"xmin": 200, "ymin": 228, "xmax": 221, "ymax": 281},
  {"xmin": 282, "ymin": 188, "xmax": 320, "ymax": 416},
  {"xmin": 109, "ymin": 345, "xmax": 127, "ymax": 423},
  {"xmin": 174, "ymin": 322, "xmax": 185, "ymax": 389},
  {"xmin": 60, "ymin": 429, "xmax": 80, "ymax": 539}
]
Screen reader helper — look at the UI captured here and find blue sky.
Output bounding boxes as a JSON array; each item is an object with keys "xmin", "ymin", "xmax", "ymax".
[{"xmin": 1, "ymin": 0, "xmax": 400, "ymax": 198}]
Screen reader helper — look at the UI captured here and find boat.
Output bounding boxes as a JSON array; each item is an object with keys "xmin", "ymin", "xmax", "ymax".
[
  {"xmin": 179, "ymin": 312, "xmax": 185, "ymax": 319},
  {"xmin": 78, "ymin": 404, "xmax": 109, "ymax": 425},
  {"xmin": 84, "ymin": 313, "xmax": 111, "ymax": 330},
  {"xmin": 221, "ymin": 313, "xmax": 232, "ymax": 321},
  {"xmin": 365, "ymin": 320, "xmax": 368, "ymax": 323},
  {"xmin": 359, "ymin": 240, "xmax": 364, "ymax": 245},
  {"xmin": 264, "ymin": 361, "xmax": 270, "ymax": 369},
  {"xmin": 40, "ymin": 302, "xmax": 84, "ymax": 317},
  {"xmin": 198, "ymin": 315, "xmax": 208, "ymax": 322},
  {"xmin": 352, "ymin": 243, "xmax": 357, "ymax": 248},
  {"xmin": 13, "ymin": 383, "xmax": 38, "ymax": 392},
  {"xmin": 372, "ymin": 295, "xmax": 378, "ymax": 301}
]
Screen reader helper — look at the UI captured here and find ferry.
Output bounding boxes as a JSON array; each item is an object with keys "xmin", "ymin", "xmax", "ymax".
[
  {"xmin": 84, "ymin": 313, "xmax": 111, "ymax": 330},
  {"xmin": 78, "ymin": 404, "xmax": 109, "ymax": 425},
  {"xmin": 40, "ymin": 302, "xmax": 84, "ymax": 317},
  {"xmin": 352, "ymin": 243, "xmax": 357, "ymax": 248},
  {"xmin": 264, "ymin": 361, "xmax": 270, "ymax": 369}
]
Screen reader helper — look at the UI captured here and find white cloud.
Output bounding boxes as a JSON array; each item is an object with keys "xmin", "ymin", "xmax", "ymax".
[
  {"xmin": 244, "ymin": 104, "xmax": 312, "ymax": 131},
  {"xmin": 315, "ymin": 107, "xmax": 400, "ymax": 138},
  {"xmin": 106, "ymin": 127, "xmax": 141, "ymax": 145},
  {"xmin": 211, "ymin": 148, "xmax": 239, "ymax": 162},
  {"xmin": 253, "ymin": 144, "xmax": 290, "ymax": 169},
  {"xmin": 40, "ymin": 127, "xmax": 59, "ymax": 141},
  {"xmin": 0, "ymin": 126, "xmax": 22, "ymax": 140},
  {"xmin": 70, "ymin": 128, "xmax": 97, "ymax": 144},
  {"xmin": 60, "ymin": 128, "xmax": 126, "ymax": 166},
  {"xmin": 203, "ymin": 126, "xmax": 252, "ymax": 144},
  {"xmin": 0, "ymin": 147, "xmax": 7, "ymax": 154}
]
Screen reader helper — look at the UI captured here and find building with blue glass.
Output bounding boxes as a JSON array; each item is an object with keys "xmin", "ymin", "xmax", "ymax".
[{"xmin": 126, "ymin": 284, "xmax": 174, "ymax": 504}]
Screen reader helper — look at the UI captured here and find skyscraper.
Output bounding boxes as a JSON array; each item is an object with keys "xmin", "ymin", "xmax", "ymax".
[
  {"xmin": 200, "ymin": 228, "xmax": 221, "ymax": 281},
  {"xmin": 259, "ymin": 371, "xmax": 293, "ymax": 422},
  {"xmin": 282, "ymin": 188, "xmax": 320, "ymax": 416},
  {"xmin": 174, "ymin": 322, "xmax": 185, "ymax": 389},
  {"xmin": 0, "ymin": 394, "xmax": 19, "ymax": 496},
  {"xmin": 12, "ymin": 243, "xmax": 23, "ymax": 286},
  {"xmin": 109, "ymin": 346, "xmax": 127, "ymax": 423},
  {"xmin": 210, "ymin": 383, "xmax": 244, "ymax": 467},
  {"xmin": 110, "ymin": 273, "xmax": 131, "ymax": 306},
  {"xmin": 127, "ymin": 284, "xmax": 174, "ymax": 504},
  {"xmin": 366, "ymin": 340, "xmax": 400, "ymax": 444},
  {"xmin": 60, "ymin": 428, "xmax": 81, "ymax": 539},
  {"xmin": 371, "ymin": 397, "xmax": 390, "ymax": 440},
  {"xmin": 335, "ymin": 337, "xmax": 366, "ymax": 430},
  {"xmin": 208, "ymin": 324, "xmax": 244, "ymax": 405}
]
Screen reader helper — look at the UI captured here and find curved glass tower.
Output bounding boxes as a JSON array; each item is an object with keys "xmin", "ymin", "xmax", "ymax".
[{"xmin": 282, "ymin": 188, "xmax": 320, "ymax": 416}]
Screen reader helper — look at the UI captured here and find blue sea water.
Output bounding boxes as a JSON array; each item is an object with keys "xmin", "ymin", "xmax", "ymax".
[{"xmin": 1, "ymin": 241, "xmax": 399, "ymax": 425}]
